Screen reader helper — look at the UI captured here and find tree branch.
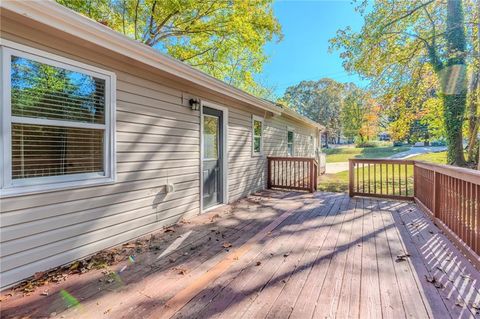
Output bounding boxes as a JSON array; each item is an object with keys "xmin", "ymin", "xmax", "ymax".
[{"xmin": 382, "ymin": 0, "xmax": 435, "ymax": 29}]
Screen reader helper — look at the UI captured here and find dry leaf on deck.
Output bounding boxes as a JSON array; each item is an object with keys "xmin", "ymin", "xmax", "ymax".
[{"xmin": 222, "ymin": 242, "xmax": 232, "ymax": 248}]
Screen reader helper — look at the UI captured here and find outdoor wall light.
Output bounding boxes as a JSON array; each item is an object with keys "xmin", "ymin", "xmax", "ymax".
[{"xmin": 189, "ymin": 98, "xmax": 201, "ymax": 111}]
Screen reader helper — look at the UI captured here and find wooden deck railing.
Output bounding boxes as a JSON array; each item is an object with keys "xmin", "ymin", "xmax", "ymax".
[
  {"xmin": 349, "ymin": 158, "xmax": 480, "ymax": 267},
  {"xmin": 267, "ymin": 157, "xmax": 318, "ymax": 193},
  {"xmin": 414, "ymin": 162, "xmax": 480, "ymax": 266},
  {"xmin": 348, "ymin": 159, "xmax": 415, "ymax": 200}
]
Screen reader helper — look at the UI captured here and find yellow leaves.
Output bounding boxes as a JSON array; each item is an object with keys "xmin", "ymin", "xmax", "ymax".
[{"xmin": 56, "ymin": 0, "xmax": 281, "ymax": 98}]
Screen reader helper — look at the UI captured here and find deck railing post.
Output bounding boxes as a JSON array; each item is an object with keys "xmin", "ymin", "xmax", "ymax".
[
  {"xmin": 309, "ymin": 159, "xmax": 315, "ymax": 193},
  {"xmin": 267, "ymin": 157, "xmax": 272, "ymax": 189},
  {"xmin": 349, "ymin": 160, "xmax": 354, "ymax": 197},
  {"xmin": 433, "ymin": 171, "xmax": 439, "ymax": 218}
]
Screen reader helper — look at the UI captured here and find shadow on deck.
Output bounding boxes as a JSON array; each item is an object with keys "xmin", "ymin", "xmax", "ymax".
[{"xmin": 1, "ymin": 191, "xmax": 479, "ymax": 319}]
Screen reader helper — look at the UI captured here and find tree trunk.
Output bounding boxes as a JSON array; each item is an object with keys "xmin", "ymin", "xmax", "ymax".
[
  {"xmin": 441, "ymin": 0, "xmax": 468, "ymax": 166},
  {"xmin": 468, "ymin": 1, "xmax": 480, "ymax": 165},
  {"xmin": 443, "ymin": 94, "xmax": 467, "ymax": 165}
]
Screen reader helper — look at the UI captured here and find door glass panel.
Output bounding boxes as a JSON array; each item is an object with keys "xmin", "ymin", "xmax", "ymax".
[{"xmin": 203, "ymin": 115, "xmax": 219, "ymax": 159}]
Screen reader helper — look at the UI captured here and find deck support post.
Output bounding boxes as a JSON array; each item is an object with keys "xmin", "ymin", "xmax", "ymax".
[{"xmin": 348, "ymin": 160, "xmax": 354, "ymax": 197}]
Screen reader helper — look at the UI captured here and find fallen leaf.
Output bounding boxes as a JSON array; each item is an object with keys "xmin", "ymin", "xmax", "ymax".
[
  {"xmin": 104, "ymin": 309, "xmax": 111, "ymax": 314},
  {"xmin": 222, "ymin": 242, "xmax": 232, "ymax": 248},
  {"xmin": 396, "ymin": 254, "xmax": 410, "ymax": 262},
  {"xmin": 122, "ymin": 243, "xmax": 136, "ymax": 249},
  {"xmin": 425, "ymin": 275, "xmax": 444, "ymax": 289},
  {"xmin": 210, "ymin": 214, "xmax": 220, "ymax": 222},
  {"xmin": 164, "ymin": 227, "xmax": 175, "ymax": 233},
  {"xmin": 69, "ymin": 261, "xmax": 80, "ymax": 271},
  {"xmin": 34, "ymin": 272, "xmax": 46, "ymax": 280},
  {"xmin": 172, "ymin": 267, "xmax": 187, "ymax": 275},
  {"xmin": 436, "ymin": 266, "xmax": 446, "ymax": 273},
  {"xmin": 460, "ymin": 274, "xmax": 471, "ymax": 281},
  {"xmin": 41, "ymin": 290, "xmax": 49, "ymax": 296},
  {"xmin": 455, "ymin": 299, "xmax": 466, "ymax": 308},
  {"xmin": 283, "ymin": 253, "xmax": 289, "ymax": 258},
  {"xmin": 256, "ymin": 261, "xmax": 262, "ymax": 266}
]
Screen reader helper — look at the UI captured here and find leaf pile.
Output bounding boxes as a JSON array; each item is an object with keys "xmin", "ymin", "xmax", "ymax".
[{"xmin": 9, "ymin": 234, "xmax": 162, "ymax": 296}]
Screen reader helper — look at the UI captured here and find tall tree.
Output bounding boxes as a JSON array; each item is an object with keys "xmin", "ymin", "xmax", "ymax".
[
  {"xmin": 282, "ymin": 79, "xmax": 344, "ymax": 146},
  {"xmin": 57, "ymin": 0, "xmax": 281, "ymax": 96},
  {"xmin": 331, "ymin": 0, "xmax": 475, "ymax": 166},
  {"xmin": 341, "ymin": 86, "xmax": 373, "ymax": 143},
  {"xmin": 466, "ymin": 1, "xmax": 480, "ymax": 163}
]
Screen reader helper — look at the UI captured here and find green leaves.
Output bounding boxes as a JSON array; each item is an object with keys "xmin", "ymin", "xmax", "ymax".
[{"xmin": 57, "ymin": 0, "xmax": 281, "ymax": 97}]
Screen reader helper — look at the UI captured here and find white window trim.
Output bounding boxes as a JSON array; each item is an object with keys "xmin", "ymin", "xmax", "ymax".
[
  {"xmin": 0, "ymin": 41, "xmax": 116, "ymax": 197},
  {"xmin": 287, "ymin": 126, "xmax": 295, "ymax": 156},
  {"xmin": 251, "ymin": 115, "xmax": 264, "ymax": 157}
]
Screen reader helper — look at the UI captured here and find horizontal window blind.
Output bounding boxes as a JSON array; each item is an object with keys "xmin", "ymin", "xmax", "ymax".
[
  {"xmin": 12, "ymin": 124, "xmax": 104, "ymax": 179},
  {"xmin": 11, "ymin": 56, "xmax": 105, "ymax": 124}
]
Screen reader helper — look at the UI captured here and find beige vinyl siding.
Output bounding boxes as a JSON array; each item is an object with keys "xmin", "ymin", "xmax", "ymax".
[
  {"xmin": 227, "ymin": 106, "xmax": 266, "ymax": 202},
  {"xmin": 0, "ymin": 12, "xmax": 319, "ymax": 288},
  {"xmin": 264, "ymin": 115, "xmax": 316, "ymax": 157}
]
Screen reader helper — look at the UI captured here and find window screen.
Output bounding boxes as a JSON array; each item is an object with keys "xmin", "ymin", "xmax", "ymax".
[
  {"xmin": 253, "ymin": 119, "xmax": 263, "ymax": 154},
  {"xmin": 287, "ymin": 130, "xmax": 294, "ymax": 156}
]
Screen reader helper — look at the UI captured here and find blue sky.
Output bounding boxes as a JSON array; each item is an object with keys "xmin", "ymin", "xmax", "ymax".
[{"xmin": 262, "ymin": 0, "xmax": 368, "ymax": 97}]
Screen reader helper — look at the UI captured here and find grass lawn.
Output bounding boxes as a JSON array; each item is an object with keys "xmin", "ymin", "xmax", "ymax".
[
  {"xmin": 324, "ymin": 146, "xmax": 410, "ymax": 163},
  {"xmin": 318, "ymin": 151, "xmax": 448, "ymax": 193}
]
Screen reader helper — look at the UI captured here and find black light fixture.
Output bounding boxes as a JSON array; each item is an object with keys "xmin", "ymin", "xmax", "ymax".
[{"xmin": 189, "ymin": 98, "xmax": 201, "ymax": 111}]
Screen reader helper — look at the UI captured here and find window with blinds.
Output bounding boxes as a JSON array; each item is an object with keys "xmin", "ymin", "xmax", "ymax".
[{"xmin": 1, "ymin": 45, "xmax": 116, "ymax": 196}]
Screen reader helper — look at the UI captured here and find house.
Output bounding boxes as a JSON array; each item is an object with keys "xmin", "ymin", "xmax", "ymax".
[{"xmin": 0, "ymin": 1, "xmax": 324, "ymax": 288}]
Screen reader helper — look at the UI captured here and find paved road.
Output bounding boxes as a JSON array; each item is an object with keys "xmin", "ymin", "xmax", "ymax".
[
  {"xmin": 388, "ymin": 146, "xmax": 446, "ymax": 159},
  {"xmin": 324, "ymin": 146, "xmax": 447, "ymax": 174}
]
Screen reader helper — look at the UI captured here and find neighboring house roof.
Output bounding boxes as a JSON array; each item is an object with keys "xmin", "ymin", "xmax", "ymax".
[{"xmin": 1, "ymin": 0, "xmax": 324, "ymax": 131}]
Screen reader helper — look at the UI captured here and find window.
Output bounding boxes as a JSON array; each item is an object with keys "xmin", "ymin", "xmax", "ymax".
[
  {"xmin": 252, "ymin": 115, "xmax": 263, "ymax": 156},
  {"xmin": 1, "ymin": 44, "xmax": 116, "ymax": 196},
  {"xmin": 203, "ymin": 115, "xmax": 219, "ymax": 160},
  {"xmin": 287, "ymin": 129, "xmax": 294, "ymax": 156}
]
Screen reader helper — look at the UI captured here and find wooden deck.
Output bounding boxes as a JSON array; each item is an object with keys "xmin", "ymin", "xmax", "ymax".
[{"xmin": 2, "ymin": 191, "xmax": 480, "ymax": 319}]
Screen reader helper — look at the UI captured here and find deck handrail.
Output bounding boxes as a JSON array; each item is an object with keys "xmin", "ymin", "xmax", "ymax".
[
  {"xmin": 348, "ymin": 158, "xmax": 480, "ymax": 268},
  {"xmin": 348, "ymin": 158, "xmax": 415, "ymax": 200},
  {"xmin": 267, "ymin": 156, "xmax": 318, "ymax": 193}
]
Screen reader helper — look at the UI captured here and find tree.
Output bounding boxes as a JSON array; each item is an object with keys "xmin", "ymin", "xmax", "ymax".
[
  {"xmin": 466, "ymin": 1, "xmax": 480, "ymax": 164},
  {"xmin": 57, "ymin": 0, "xmax": 281, "ymax": 97},
  {"xmin": 380, "ymin": 69, "xmax": 444, "ymax": 143},
  {"xmin": 331, "ymin": 0, "xmax": 477, "ymax": 166},
  {"xmin": 341, "ymin": 85, "xmax": 374, "ymax": 143},
  {"xmin": 282, "ymin": 79, "xmax": 344, "ymax": 146}
]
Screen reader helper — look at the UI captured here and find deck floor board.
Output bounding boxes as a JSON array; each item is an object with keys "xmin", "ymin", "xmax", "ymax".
[{"xmin": 2, "ymin": 191, "xmax": 479, "ymax": 319}]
